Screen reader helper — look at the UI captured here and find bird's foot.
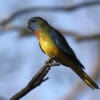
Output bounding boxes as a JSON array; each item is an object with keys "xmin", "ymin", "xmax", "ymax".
[{"xmin": 46, "ymin": 57, "xmax": 60, "ymax": 67}]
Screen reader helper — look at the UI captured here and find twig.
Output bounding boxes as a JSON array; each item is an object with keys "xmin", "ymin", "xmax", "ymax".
[
  {"xmin": 0, "ymin": 1, "xmax": 100, "ymax": 26},
  {"xmin": 1, "ymin": 26, "xmax": 100, "ymax": 41},
  {"xmin": 10, "ymin": 58, "xmax": 60, "ymax": 100},
  {"xmin": 60, "ymin": 30, "xmax": 100, "ymax": 41},
  {"xmin": 75, "ymin": 34, "xmax": 100, "ymax": 41}
]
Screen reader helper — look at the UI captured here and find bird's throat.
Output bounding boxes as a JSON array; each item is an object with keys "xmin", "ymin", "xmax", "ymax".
[{"xmin": 34, "ymin": 31, "xmax": 40, "ymax": 39}]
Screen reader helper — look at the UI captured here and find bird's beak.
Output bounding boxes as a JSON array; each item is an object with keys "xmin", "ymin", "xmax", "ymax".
[
  {"xmin": 27, "ymin": 24, "xmax": 31, "ymax": 29},
  {"xmin": 27, "ymin": 24, "xmax": 33, "ymax": 32}
]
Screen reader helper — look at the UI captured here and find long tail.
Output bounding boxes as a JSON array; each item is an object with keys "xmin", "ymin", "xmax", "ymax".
[{"xmin": 71, "ymin": 66, "xmax": 99, "ymax": 89}]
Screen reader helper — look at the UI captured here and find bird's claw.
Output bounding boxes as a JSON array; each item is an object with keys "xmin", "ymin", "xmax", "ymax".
[{"xmin": 46, "ymin": 57, "xmax": 60, "ymax": 67}]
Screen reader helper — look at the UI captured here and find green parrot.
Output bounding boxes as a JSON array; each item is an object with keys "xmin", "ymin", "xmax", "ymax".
[{"xmin": 28, "ymin": 17, "xmax": 99, "ymax": 89}]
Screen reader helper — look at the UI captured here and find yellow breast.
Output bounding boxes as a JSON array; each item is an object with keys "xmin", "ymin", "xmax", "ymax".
[{"xmin": 39, "ymin": 36, "xmax": 59, "ymax": 57}]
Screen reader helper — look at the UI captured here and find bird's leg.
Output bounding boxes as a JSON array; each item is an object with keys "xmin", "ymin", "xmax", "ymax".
[
  {"xmin": 45, "ymin": 57, "xmax": 54, "ymax": 65},
  {"xmin": 46, "ymin": 57, "xmax": 60, "ymax": 67},
  {"xmin": 49, "ymin": 57, "xmax": 55, "ymax": 63},
  {"xmin": 54, "ymin": 58, "xmax": 60, "ymax": 64}
]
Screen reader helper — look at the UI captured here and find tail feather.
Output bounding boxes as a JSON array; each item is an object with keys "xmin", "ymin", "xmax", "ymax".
[{"xmin": 71, "ymin": 66, "xmax": 99, "ymax": 89}]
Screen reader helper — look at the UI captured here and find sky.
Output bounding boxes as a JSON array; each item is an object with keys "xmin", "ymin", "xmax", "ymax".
[{"xmin": 0, "ymin": 0, "xmax": 100, "ymax": 100}]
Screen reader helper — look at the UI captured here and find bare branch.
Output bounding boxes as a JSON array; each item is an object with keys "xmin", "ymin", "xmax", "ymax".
[
  {"xmin": 74, "ymin": 34, "xmax": 100, "ymax": 41},
  {"xmin": 0, "ymin": 25, "xmax": 100, "ymax": 41},
  {"xmin": 60, "ymin": 30, "xmax": 100, "ymax": 41},
  {"xmin": 10, "ymin": 58, "xmax": 60, "ymax": 100},
  {"xmin": 0, "ymin": 1, "xmax": 100, "ymax": 26},
  {"xmin": 1, "ymin": 25, "xmax": 100, "ymax": 41}
]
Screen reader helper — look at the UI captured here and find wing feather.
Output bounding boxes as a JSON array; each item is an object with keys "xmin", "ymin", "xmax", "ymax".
[{"xmin": 50, "ymin": 29, "xmax": 85, "ymax": 69}]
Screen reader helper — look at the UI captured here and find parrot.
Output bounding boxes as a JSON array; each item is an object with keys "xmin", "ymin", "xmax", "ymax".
[{"xmin": 28, "ymin": 17, "xmax": 99, "ymax": 89}]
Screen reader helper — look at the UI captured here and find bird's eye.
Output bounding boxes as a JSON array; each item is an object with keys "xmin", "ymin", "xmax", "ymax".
[{"xmin": 31, "ymin": 18, "xmax": 37, "ymax": 23}]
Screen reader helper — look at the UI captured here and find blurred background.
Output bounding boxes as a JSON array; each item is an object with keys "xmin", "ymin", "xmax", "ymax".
[{"xmin": 0, "ymin": 0, "xmax": 100, "ymax": 100}]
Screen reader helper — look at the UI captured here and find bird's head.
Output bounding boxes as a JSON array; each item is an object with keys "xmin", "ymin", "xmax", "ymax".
[
  {"xmin": 28, "ymin": 17, "xmax": 50, "ymax": 38},
  {"xmin": 28, "ymin": 17, "xmax": 49, "ymax": 32}
]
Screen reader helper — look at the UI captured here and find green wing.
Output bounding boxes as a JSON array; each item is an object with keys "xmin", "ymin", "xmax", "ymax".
[{"xmin": 50, "ymin": 29, "xmax": 85, "ymax": 69}]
